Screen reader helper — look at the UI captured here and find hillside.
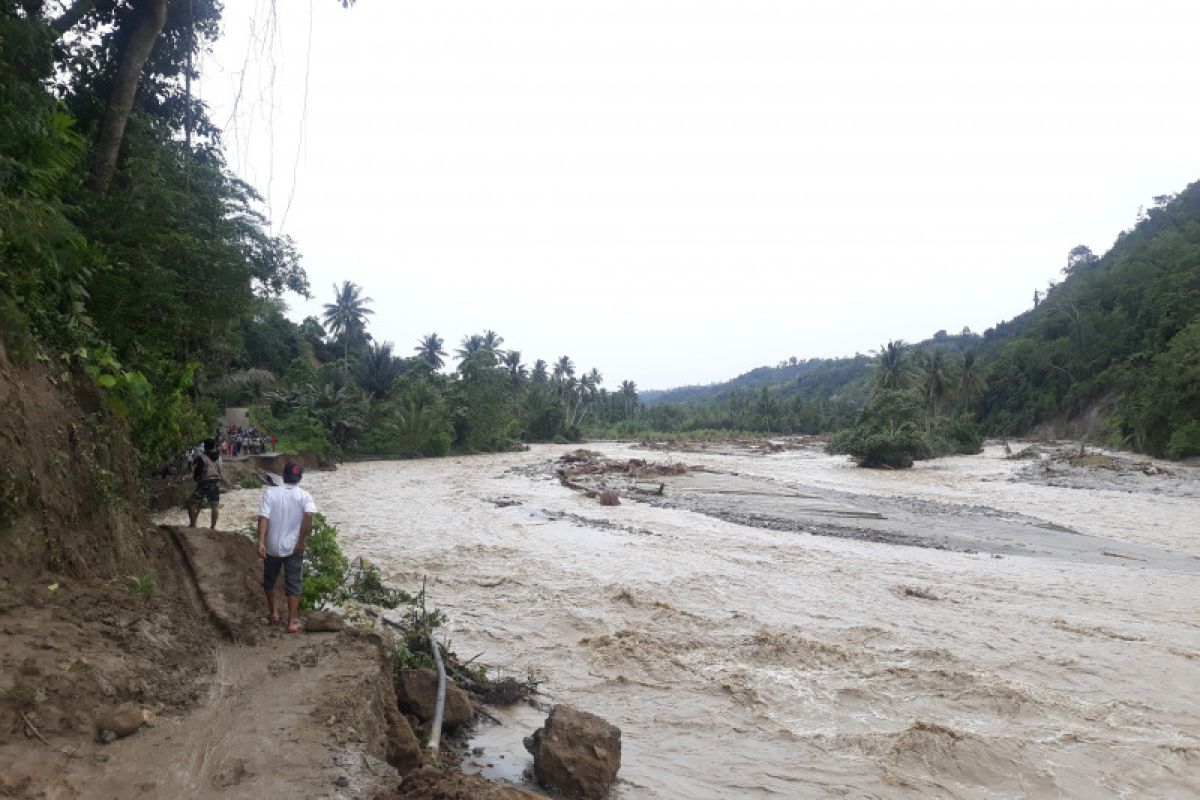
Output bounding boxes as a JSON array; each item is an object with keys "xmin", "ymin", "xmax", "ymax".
[{"xmin": 636, "ymin": 182, "xmax": 1200, "ymax": 456}]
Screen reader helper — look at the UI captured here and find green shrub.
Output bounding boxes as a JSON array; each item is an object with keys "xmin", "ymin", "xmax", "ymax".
[
  {"xmin": 936, "ymin": 415, "xmax": 984, "ymax": 455},
  {"xmin": 346, "ymin": 562, "xmax": 410, "ymax": 609},
  {"xmin": 827, "ymin": 423, "xmax": 929, "ymax": 468},
  {"xmin": 300, "ymin": 513, "xmax": 349, "ymax": 610},
  {"xmin": 1167, "ymin": 422, "xmax": 1200, "ymax": 459},
  {"xmin": 128, "ymin": 572, "xmax": 155, "ymax": 600}
]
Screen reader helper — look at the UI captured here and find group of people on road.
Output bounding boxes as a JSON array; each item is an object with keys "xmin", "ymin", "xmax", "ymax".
[
  {"xmin": 219, "ymin": 425, "xmax": 274, "ymax": 458},
  {"xmin": 183, "ymin": 436, "xmax": 316, "ymax": 634}
]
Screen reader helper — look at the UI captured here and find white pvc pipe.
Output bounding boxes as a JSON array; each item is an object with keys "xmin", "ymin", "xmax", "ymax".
[{"xmin": 427, "ymin": 632, "xmax": 447, "ymax": 752}]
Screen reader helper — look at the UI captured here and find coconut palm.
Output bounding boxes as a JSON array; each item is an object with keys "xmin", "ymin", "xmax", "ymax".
[
  {"xmin": 619, "ymin": 379, "xmax": 639, "ymax": 419},
  {"xmin": 959, "ymin": 350, "xmax": 983, "ymax": 413},
  {"xmin": 322, "ymin": 281, "xmax": 374, "ymax": 372},
  {"xmin": 481, "ymin": 329, "xmax": 505, "ymax": 356},
  {"xmin": 414, "ymin": 333, "xmax": 447, "ymax": 370},
  {"xmin": 874, "ymin": 340, "xmax": 911, "ymax": 391},
  {"xmin": 552, "ymin": 355, "xmax": 575, "ymax": 382},
  {"xmin": 455, "ymin": 334, "xmax": 485, "ymax": 360},
  {"xmin": 502, "ymin": 350, "xmax": 527, "ymax": 389},
  {"xmin": 918, "ymin": 348, "xmax": 952, "ymax": 427},
  {"xmin": 531, "ymin": 359, "xmax": 549, "ymax": 384}
]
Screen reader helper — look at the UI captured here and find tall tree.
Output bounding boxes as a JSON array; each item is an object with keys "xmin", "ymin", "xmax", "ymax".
[
  {"xmin": 322, "ymin": 281, "xmax": 374, "ymax": 372},
  {"xmin": 553, "ymin": 355, "xmax": 575, "ymax": 382},
  {"xmin": 918, "ymin": 348, "xmax": 952, "ymax": 426},
  {"xmin": 531, "ymin": 359, "xmax": 549, "ymax": 384},
  {"xmin": 502, "ymin": 350, "xmax": 526, "ymax": 389},
  {"xmin": 414, "ymin": 333, "xmax": 447, "ymax": 369},
  {"xmin": 356, "ymin": 341, "xmax": 402, "ymax": 399},
  {"xmin": 481, "ymin": 329, "xmax": 505, "ymax": 356},
  {"xmin": 874, "ymin": 341, "xmax": 911, "ymax": 391},
  {"xmin": 959, "ymin": 350, "xmax": 983, "ymax": 413},
  {"xmin": 455, "ymin": 334, "xmax": 485, "ymax": 361},
  {"xmin": 620, "ymin": 379, "xmax": 639, "ymax": 419}
]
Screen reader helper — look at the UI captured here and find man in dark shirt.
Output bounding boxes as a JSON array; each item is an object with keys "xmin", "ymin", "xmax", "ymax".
[{"xmin": 186, "ymin": 438, "xmax": 224, "ymax": 528}]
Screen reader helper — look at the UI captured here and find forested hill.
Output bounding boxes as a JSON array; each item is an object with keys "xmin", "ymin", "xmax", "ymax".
[
  {"xmin": 638, "ymin": 182, "xmax": 1200, "ymax": 457},
  {"xmin": 976, "ymin": 182, "xmax": 1200, "ymax": 453}
]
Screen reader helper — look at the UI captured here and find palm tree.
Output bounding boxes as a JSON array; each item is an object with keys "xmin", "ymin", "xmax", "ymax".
[
  {"xmin": 531, "ymin": 359, "xmax": 549, "ymax": 384},
  {"xmin": 502, "ymin": 350, "xmax": 527, "ymax": 389},
  {"xmin": 553, "ymin": 355, "xmax": 575, "ymax": 382},
  {"xmin": 357, "ymin": 341, "xmax": 402, "ymax": 399},
  {"xmin": 322, "ymin": 281, "xmax": 374, "ymax": 373},
  {"xmin": 619, "ymin": 379, "xmax": 638, "ymax": 419},
  {"xmin": 455, "ymin": 334, "xmax": 485, "ymax": 361},
  {"xmin": 414, "ymin": 333, "xmax": 447, "ymax": 370},
  {"xmin": 874, "ymin": 340, "xmax": 911, "ymax": 391},
  {"xmin": 918, "ymin": 348, "xmax": 952, "ymax": 428},
  {"xmin": 481, "ymin": 329, "xmax": 505, "ymax": 356},
  {"xmin": 959, "ymin": 350, "xmax": 983, "ymax": 413}
]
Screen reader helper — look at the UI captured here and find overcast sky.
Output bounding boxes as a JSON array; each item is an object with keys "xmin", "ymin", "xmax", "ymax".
[{"xmin": 200, "ymin": 0, "xmax": 1200, "ymax": 390}]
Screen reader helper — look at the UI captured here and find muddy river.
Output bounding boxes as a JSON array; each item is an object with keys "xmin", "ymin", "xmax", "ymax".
[{"xmin": 213, "ymin": 442, "xmax": 1200, "ymax": 798}]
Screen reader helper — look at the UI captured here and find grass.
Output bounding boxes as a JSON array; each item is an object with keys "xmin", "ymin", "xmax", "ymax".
[{"xmin": 128, "ymin": 572, "xmax": 155, "ymax": 600}]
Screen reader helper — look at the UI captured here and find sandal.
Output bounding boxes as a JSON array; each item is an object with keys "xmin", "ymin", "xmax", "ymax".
[
  {"xmin": 265, "ymin": 614, "xmax": 281, "ymax": 625},
  {"xmin": 286, "ymin": 621, "xmax": 302, "ymax": 634}
]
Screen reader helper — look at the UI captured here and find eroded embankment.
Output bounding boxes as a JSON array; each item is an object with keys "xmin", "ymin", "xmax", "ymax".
[{"xmin": 0, "ymin": 525, "xmax": 546, "ymax": 799}]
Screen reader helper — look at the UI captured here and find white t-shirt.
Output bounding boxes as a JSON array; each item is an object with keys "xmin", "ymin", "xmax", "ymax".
[{"xmin": 258, "ymin": 484, "xmax": 318, "ymax": 557}]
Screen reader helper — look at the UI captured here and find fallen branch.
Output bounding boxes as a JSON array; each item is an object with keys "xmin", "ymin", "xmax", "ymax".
[{"xmin": 20, "ymin": 712, "xmax": 51, "ymax": 747}]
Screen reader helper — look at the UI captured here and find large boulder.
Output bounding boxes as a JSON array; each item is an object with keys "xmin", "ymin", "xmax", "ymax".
[
  {"xmin": 524, "ymin": 705, "xmax": 621, "ymax": 799},
  {"xmin": 394, "ymin": 668, "xmax": 473, "ymax": 731}
]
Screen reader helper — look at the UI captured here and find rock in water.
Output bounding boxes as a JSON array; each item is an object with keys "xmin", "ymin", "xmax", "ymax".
[
  {"xmin": 525, "ymin": 704, "xmax": 621, "ymax": 799},
  {"xmin": 303, "ymin": 610, "xmax": 344, "ymax": 632},
  {"xmin": 95, "ymin": 702, "xmax": 146, "ymax": 743},
  {"xmin": 394, "ymin": 668, "xmax": 474, "ymax": 730}
]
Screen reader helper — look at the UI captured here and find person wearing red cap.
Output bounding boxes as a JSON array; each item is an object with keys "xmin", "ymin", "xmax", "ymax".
[{"xmin": 257, "ymin": 463, "xmax": 318, "ymax": 633}]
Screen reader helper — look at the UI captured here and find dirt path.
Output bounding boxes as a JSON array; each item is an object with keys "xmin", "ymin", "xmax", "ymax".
[{"xmin": 1, "ymin": 528, "xmax": 403, "ymax": 800}]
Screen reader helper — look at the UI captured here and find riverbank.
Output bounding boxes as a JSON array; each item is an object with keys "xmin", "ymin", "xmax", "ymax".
[{"xmin": 0, "ymin": 523, "xmax": 549, "ymax": 798}]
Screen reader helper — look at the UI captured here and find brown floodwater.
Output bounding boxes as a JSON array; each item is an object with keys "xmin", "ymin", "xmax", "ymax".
[{"xmin": 212, "ymin": 443, "xmax": 1200, "ymax": 798}]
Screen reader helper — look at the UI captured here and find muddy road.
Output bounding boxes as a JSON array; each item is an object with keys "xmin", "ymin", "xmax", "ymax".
[{"xmin": 214, "ymin": 442, "xmax": 1200, "ymax": 798}]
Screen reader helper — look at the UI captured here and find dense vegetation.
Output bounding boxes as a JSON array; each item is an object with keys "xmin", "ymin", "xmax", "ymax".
[
  {"xmin": 236, "ymin": 297, "xmax": 646, "ymax": 461},
  {"xmin": 634, "ymin": 189, "xmax": 1200, "ymax": 459},
  {"xmin": 0, "ymin": 1, "xmax": 641, "ymax": 470}
]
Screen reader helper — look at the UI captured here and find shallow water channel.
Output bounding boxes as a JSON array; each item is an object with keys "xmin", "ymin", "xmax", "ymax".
[{"xmin": 213, "ymin": 442, "xmax": 1200, "ymax": 798}]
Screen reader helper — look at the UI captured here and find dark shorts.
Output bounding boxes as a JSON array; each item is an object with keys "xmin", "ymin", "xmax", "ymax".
[
  {"xmin": 186, "ymin": 479, "xmax": 221, "ymax": 509},
  {"xmin": 263, "ymin": 554, "xmax": 304, "ymax": 597}
]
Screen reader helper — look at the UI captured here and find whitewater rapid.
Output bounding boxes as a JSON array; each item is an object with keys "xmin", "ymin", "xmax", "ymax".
[{"xmin": 211, "ymin": 443, "xmax": 1200, "ymax": 798}]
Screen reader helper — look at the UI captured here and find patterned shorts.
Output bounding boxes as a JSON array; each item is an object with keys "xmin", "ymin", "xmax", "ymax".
[{"xmin": 186, "ymin": 479, "xmax": 221, "ymax": 509}]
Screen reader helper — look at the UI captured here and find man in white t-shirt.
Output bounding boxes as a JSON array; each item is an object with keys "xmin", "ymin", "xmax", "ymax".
[{"xmin": 257, "ymin": 463, "xmax": 318, "ymax": 633}]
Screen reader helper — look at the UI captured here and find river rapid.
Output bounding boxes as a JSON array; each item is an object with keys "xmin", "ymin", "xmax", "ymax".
[{"xmin": 213, "ymin": 442, "xmax": 1200, "ymax": 798}]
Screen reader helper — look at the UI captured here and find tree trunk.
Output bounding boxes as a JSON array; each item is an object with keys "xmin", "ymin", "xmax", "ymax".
[{"xmin": 92, "ymin": 0, "xmax": 168, "ymax": 194}]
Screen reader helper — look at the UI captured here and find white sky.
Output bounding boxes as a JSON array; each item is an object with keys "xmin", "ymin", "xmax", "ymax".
[{"xmin": 200, "ymin": 0, "xmax": 1200, "ymax": 390}]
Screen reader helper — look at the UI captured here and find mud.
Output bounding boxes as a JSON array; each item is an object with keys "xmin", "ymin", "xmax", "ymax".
[
  {"xmin": 206, "ymin": 441, "xmax": 1200, "ymax": 798},
  {"xmin": 0, "ymin": 527, "xmax": 408, "ymax": 799}
]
